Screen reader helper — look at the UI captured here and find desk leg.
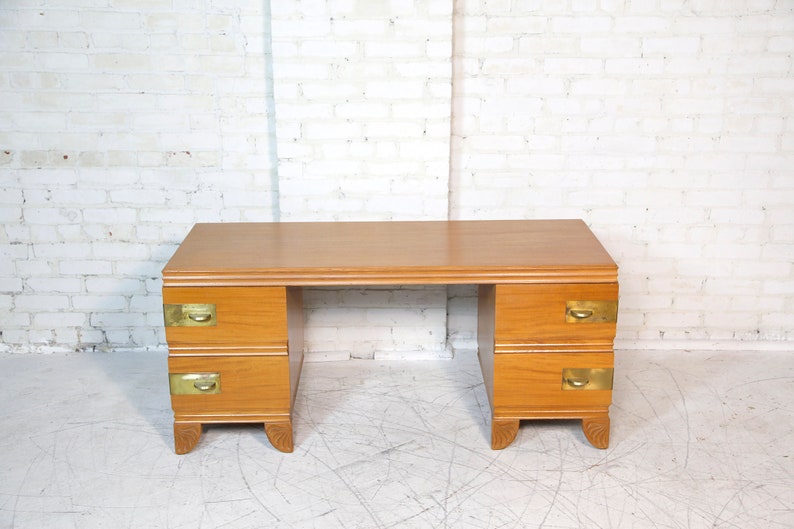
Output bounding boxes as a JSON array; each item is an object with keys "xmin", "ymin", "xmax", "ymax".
[
  {"xmin": 582, "ymin": 413, "xmax": 610, "ymax": 449},
  {"xmin": 265, "ymin": 420, "xmax": 294, "ymax": 453},
  {"xmin": 491, "ymin": 418, "xmax": 519, "ymax": 450},
  {"xmin": 490, "ymin": 412, "xmax": 611, "ymax": 450},
  {"xmin": 174, "ymin": 422, "xmax": 202, "ymax": 454},
  {"xmin": 173, "ymin": 420, "xmax": 294, "ymax": 454}
]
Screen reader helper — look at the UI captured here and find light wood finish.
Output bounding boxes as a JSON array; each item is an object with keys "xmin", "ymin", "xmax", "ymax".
[
  {"xmin": 495, "ymin": 284, "xmax": 618, "ymax": 344},
  {"xmin": 173, "ymin": 422, "xmax": 202, "ymax": 455},
  {"xmin": 477, "ymin": 285, "xmax": 497, "ymax": 408},
  {"xmin": 490, "ymin": 411, "xmax": 610, "ymax": 449},
  {"xmin": 162, "ymin": 220, "xmax": 618, "ymax": 452},
  {"xmin": 479, "ymin": 280, "xmax": 618, "ymax": 449},
  {"xmin": 493, "ymin": 352, "xmax": 613, "ymax": 409},
  {"xmin": 582, "ymin": 414, "xmax": 611, "ymax": 449},
  {"xmin": 491, "ymin": 419, "xmax": 520, "ymax": 450},
  {"xmin": 265, "ymin": 421, "xmax": 294, "ymax": 453},
  {"xmin": 163, "ymin": 286, "xmax": 288, "ymax": 349},
  {"xmin": 168, "ymin": 355, "xmax": 291, "ymax": 414},
  {"xmin": 162, "ymin": 220, "xmax": 617, "ymax": 286},
  {"xmin": 164, "ymin": 285, "xmax": 303, "ymax": 453},
  {"xmin": 285, "ymin": 287, "xmax": 304, "ymax": 414}
]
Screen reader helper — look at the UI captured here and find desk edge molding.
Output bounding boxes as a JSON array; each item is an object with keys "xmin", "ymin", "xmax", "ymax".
[{"xmin": 162, "ymin": 267, "xmax": 619, "ymax": 288}]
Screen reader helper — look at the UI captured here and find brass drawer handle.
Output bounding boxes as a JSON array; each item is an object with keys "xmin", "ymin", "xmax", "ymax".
[
  {"xmin": 561, "ymin": 368, "xmax": 613, "ymax": 391},
  {"xmin": 565, "ymin": 300, "xmax": 618, "ymax": 323},
  {"xmin": 569, "ymin": 309, "xmax": 593, "ymax": 320},
  {"xmin": 169, "ymin": 373, "xmax": 221, "ymax": 395},
  {"xmin": 188, "ymin": 312, "xmax": 212, "ymax": 323},
  {"xmin": 564, "ymin": 376, "xmax": 590, "ymax": 388},
  {"xmin": 164, "ymin": 304, "xmax": 217, "ymax": 327},
  {"xmin": 193, "ymin": 379, "xmax": 217, "ymax": 392}
]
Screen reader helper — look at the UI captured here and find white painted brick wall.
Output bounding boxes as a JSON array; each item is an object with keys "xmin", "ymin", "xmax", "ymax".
[
  {"xmin": 271, "ymin": 0, "xmax": 452, "ymax": 222},
  {"xmin": 1, "ymin": 0, "xmax": 792, "ymax": 355},
  {"xmin": 449, "ymin": 0, "xmax": 794, "ymax": 351},
  {"xmin": 1, "ymin": 0, "xmax": 277, "ymax": 353},
  {"xmin": 270, "ymin": 1, "xmax": 453, "ymax": 359}
]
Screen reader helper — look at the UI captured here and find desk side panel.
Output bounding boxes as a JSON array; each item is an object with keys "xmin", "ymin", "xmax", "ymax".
[
  {"xmin": 287, "ymin": 286, "xmax": 304, "ymax": 407},
  {"xmin": 477, "ymin": 285, "xmax": 495, "ymax": 409}
]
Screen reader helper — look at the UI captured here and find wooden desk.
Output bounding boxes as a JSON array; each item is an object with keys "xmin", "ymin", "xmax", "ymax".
[{"xmin": 162, "ymin": 220, "xmax": 619, "ymax": 454}]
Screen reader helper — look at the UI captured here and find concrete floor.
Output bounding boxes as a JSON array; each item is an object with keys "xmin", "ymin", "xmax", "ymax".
[{"xmin": 0, "ymin": 349, "xmax": 792, "ymax": 528}]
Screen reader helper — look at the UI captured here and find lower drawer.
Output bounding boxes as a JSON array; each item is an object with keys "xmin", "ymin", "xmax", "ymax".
[
  {"xmin": 493, "ymin": 352, "xmax": 613, "ymax": 409},
  {"xmin": 168, "ymin": 355, "xmax": 291, "ymax": 415}
]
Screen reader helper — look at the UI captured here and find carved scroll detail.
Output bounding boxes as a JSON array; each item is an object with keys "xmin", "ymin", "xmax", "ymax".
[
  {"xmin": 491, "ymin": 419, "xmax": 520, "ymax": 450},
  {"xmin": 582, "ymin": 415, "xmax": 610, "ymax": 449},
  {"xmin": 265, "ymin": 421, "xmax": 294, "ymax": 453},
  {"xmin": 174, "ymin": 422, "xmax": 202, "ymax": 455}
]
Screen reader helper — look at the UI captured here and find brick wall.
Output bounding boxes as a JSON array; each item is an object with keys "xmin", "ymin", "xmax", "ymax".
[
  {"xmin": 269, "ymin": 1, "xmax": 453, "ymax": 359},
  {"xmin": 1, "ymin": 0, "xmax": 277, "ymax": 352},
  {"xmin": 271, "ymin": 0, "xmax": 452, "ymax": 222},
  {"xmin": 449, "ymin": 0, "xmax": 794, "ymax": 351},
  {"xmin": 1, "ymin": 0, "xmax": 792, "ymax": 354}
]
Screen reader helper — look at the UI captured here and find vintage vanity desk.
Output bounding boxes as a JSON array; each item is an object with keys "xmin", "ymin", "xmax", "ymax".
[{"xmin": 162, "ymin": 220, "xmax": 618, "ymax": 454}]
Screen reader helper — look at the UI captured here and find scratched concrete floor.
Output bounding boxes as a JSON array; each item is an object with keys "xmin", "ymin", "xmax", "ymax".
[{"xmin": 0, "ymin": 349, "xmax": 792, "ymax": 529}]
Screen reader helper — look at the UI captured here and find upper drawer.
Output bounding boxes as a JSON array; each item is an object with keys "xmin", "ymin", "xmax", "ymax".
[
  {"xmin": 495, "ymin": 283, "xmax": 618, "ymax": 344},
  {"xmin": 163, "ymin": 286, "xmax": 288, "ymax": 346}
]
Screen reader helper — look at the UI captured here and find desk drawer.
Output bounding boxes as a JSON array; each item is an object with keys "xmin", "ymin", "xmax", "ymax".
[
  {"xmin": 169, "ymin": 355, "xmax": 290, "ymax": 415},
  {"xmin": 163, "ymin": 286, "xmax": 288, "ymax": 346},
  {"xmin": 493, "ymin": 352, "xmax": 613, "ymax": 409},
  {"xmin": 495, "ymin": 284, "xmax": 618, "ymax": 344}
]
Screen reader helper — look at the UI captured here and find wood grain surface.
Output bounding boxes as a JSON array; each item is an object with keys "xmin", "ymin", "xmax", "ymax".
[
  {"xmin": 163, "ymin": 286, "xmax": 288, "ymax": 347},
  {"xmin": 162, "ymin": 220, "xmax": 617, "ymax": 286}
]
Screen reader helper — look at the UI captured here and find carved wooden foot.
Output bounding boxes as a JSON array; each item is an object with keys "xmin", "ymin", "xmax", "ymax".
[
  {"xmin": 265, "ymin": 421, "xmax": 294, "ymax": 453},
  {"xmin": 582, "ymin": 414, "xmax": 610, "ymax": 449},
  {"xmin": 491, "ymin": 418, "xmax": 520, "ymax": 450},
  {"xmin": 174, "ymin": 422, "xmax": 202, "ymax": 454}
]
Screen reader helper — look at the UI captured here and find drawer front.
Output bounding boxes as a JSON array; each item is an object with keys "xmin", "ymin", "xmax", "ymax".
[
  {"xmin": 493, "ymin": 352, "xmax": 613, "ymax": 409},
  {"xmin": 169, "ymin": 355, "xmax": 290, "ymax": 414},
  {"xmin": 495, "ymin": 284, "xmax": 618, "ymax": 344},
  {"xmin": 163, "ymin": 286, "xmax": 288, "ymax": 346}
]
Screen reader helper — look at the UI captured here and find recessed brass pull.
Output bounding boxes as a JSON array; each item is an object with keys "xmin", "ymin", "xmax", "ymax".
[
  {"xmin": 565, "ymin": 300, "xmax": 618, "ymax": 323},
  {"xmin": 565, "ymin": 376, "xmax": 590, "ymax": 388},
  {"xmin": 193, "ymin": 379, "xmax": 217, "ymax": 392},
  {"xmin": 188, "ymin": 312, "xmax": 212, "ymax": 323},
  {"xmin": 163, "ymin": 304, "xmax": 217, "ymax": 327},
  {"xmin": 561, "ymin": 368, "xmax": 613, "ymax": 391},
  {"xmin": 169, "ymin": 373, "xmax": 221, "ymax": 395}
]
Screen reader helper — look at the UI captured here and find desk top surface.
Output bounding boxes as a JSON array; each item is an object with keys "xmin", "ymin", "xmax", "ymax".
[{"xmin": 162, "ymin": 219, "xmax": 617, "ymax": 286}]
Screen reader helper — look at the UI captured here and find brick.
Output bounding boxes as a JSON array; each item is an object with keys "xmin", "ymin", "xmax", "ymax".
[
  {"xmin": 90, "ymin": 312, "xmax": 146, "ymax": 327},
  {"xmin": 605, "ymin": 58, "xmax": 664, "ymax": 75},
  {"xmin": 0, "ymin": 206, "xmax": 22, "ymax": 222},
  {"xmin": 643, "ymin": 37, "xmax": 701, "ymax": 55},
  {"xmin": 613, "ymin": 16, "xmax": 671, "ymax": 33},
  {"xmin": 15, "ymin": 295, "xmax": 70, "ymax": 311},
  {"xmin": 26, "ymin": 277, "xmax": 82, "ymax": 293},
  {"xmin": 72, "ymin": 295, "xmax": 128, "ymax": 311},
  {"xmin": 768, "ymin": 35, "xmax": 794, "ymax": 52},
  {"xmin": 32, "ymin": 312, "xmax": 86, "ymax": 328},
  {"xmin": 85, "ymin": 278, "xmax": 143, "ymax": 294},
  {"xmin": 363, "ymin": 40, "xmax": 426, "ymax": 58},
  {"xmin": 0, "ymin": 277, "xmax": 24, "ymax": 293},
  {"xmin": 581, "ymin": 37, "xmax": 641, "ymax": 56},
  {"xmin": 551, "ymin": 16, "xmax": 612, "ymax": 33}
]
